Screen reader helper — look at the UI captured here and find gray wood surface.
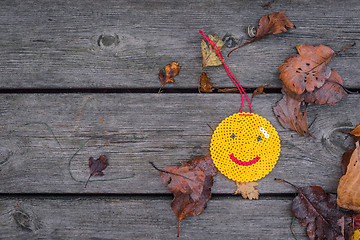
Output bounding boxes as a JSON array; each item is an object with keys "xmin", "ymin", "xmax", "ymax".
[
  {"xmin": 0, "ymin": 93, "xmax": 358, "ymax": 194},
  {"xmin": 0, "ymin": 0, "xmax": 359, "ymax": 89},
  {"xmin": 0, "ymin": 197, "xmax": 307, "ymax": 240}
]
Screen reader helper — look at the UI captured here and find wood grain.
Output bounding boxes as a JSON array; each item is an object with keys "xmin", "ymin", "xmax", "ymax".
[
  {"xmin": 0, "ymin": 197, "xmax": 307, "ymax": 239},
  {"xmin": 0, "ymin": 0, "xmax": 359, "ymax": 89},
  {"xmin": 0, "ymin": 93, "xmax": 358, "ymax": 194}
]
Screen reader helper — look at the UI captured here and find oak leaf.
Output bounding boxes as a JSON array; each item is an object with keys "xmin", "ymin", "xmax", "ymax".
[
  {"xmin": 157, "ymin": 154, "xmax": 217, "ymax": 236},
  {"xmin": 158, "ymin": 62, "xmax": 181, "ymax": 92},
  {"xmin": 85, "ymin": 155, "xmax": 108, "ymax": 187},
  {"xmin": 201, "ymin": 34, "xmax": 225, "ymax": 68},
  {"xmin": 273, "ymin": 87, "xmax": 309, "ymax": 136},
  {"xmin": 276, "ymin": 179, "xmax": 353, "ymax": 240},
  {"xmin": 234, "ymin": 181, "xmax": 259, "ymax": 200},
  {"xmin": 228, "ymin": 11, "xmax": 295, "ymax": 56},
  {"xmin": 199, "ymin": 72, "xmax": 214, "ymax": 93},
  {"xmin": 337, "ymin": 142, "xmax": 360, "ymax": 211}
]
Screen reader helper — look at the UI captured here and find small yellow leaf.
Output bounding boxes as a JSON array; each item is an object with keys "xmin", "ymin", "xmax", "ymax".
[
  {"xmin": 234, "ymin": 181, "xmax": 259, "ymax": 200},
  {"xmin": 201, "ymin": 34, "xmax": 225, "ymax": 69}
]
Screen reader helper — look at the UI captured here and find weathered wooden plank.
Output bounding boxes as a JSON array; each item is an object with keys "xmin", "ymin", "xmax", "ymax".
[
  {"xmin": 0, "ymin": 0, "xmax": 359, "ymax": 89},
  {"xmin": 0, "ymin": 93, "xmax": 358, "ymax": 194},
  {"xmin": 0, "ymin": 197, "xmax": 307, "ymax": 239}
]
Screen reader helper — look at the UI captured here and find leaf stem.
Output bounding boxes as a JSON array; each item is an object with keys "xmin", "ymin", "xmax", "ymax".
[
  {"xmin": 149, "ymin": 161, "xmax": 195, "ymax": 182},
  {"xmin": 274, "ymin": 178, "xmax": 299, "ymax": 190},
  {"xmin": 177, "ymin": 221, "xmax": 180, "ymax": 238},
  {"xmin": 84, "ymin": 175, "xmax": 91, "ymax": 188}
]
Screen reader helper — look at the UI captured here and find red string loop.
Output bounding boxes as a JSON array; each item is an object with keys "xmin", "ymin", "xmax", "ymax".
[{"xmin": 199, "ymin": 30, "xmax": 253, "ymax": 113}]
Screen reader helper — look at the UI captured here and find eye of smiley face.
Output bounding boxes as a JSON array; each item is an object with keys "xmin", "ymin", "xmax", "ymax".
[{"xmin": 210, "ymin": 113, "xmax": 281, "ymax": 182}]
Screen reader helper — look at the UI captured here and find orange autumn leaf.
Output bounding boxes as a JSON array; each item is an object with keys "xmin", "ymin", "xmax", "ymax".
[
  {"xmin": 158, "ymin": 62, "xmax": 181, "ymax": 92},
  {"xmin": 337, "ymin": 142, "xmax": 360, "ymax": 211},
  {"xmin": 228, "ymin": 11, "xmax": 295, "ymax": 56},
  {"xmin": 199, "ymin": 72, "xmax": 214, "ymax": 93},
  {"xmin": 234, "ymin": 181, "xmax": 259, "ymax": 200},
  {"xmin": 280, "ymin": 44, "xmax": 335, "ymax": 95},
  {"xmin": 347, "ymin": 124, "xmax": 360, "ymax": 137}
]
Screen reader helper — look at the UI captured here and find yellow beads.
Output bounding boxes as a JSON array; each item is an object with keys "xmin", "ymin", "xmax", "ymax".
[{"xmin": 210, "ymin": 112, "xmax": 281, "ymax": 182}]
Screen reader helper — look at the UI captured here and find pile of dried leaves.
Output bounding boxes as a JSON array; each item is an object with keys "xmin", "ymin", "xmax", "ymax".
[{"xmin": 274, "ymin": 43, "xmax": 355, "ymax": 136}]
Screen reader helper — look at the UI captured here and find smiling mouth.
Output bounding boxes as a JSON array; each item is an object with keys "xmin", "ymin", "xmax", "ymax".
[{"xmin": 229, "ymin": 154, "xmax": 260, "ymax": 166}]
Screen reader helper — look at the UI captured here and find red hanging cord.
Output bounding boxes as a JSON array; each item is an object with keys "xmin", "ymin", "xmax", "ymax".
[{"xmin": 199, "ymin": 30, "xmax": 253, "ymax": 113}]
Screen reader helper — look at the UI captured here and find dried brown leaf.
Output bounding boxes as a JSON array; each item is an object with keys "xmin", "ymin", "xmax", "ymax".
[
  {"xmin": 228, "ymin": 11, "xmax": 295, "ymax": 56},
  {"xmin": 303, "ymin": 69, "xmax": 347, "ymax": 105},
  {"xmin": 158, "ymin": 62, "xmax": 181, "ymax": 92},
  {"xmin": 280, "ymin": 44, "xmax": 335, "ymax": 95},
  {"xmin": 273, "ymin": 88, "xmax": 309, "ymax": 136},
  {"xmin": 337, "ymin": 142, "xmax": 360, "ymax": 211},
  {"xmin": 159, "ymin": 154, "xmax": 217, "ymax": 228},
  {"xmin": 199, "ymin": 72, "xmax": 214, "ymax": 93},
  {"xmin": 252, "ymin": 84, "xmax": 270, "ymax": 99},
  {"xmin": 276, "ymin": 179, "xmax": 353, "ymax": 240},
  {"xmin": 234, "ymin": 181, "xmax": 259, "ymax": 200}
]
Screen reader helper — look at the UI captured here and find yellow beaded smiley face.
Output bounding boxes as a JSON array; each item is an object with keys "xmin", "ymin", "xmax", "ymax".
[{"xmin": 210, "ymin": 112, "xmax": 281, "ymax": 182}]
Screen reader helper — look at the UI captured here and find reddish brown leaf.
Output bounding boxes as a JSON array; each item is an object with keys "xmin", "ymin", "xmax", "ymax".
[
  {"xmin": 157, "ymin": 154, "xmax": 217, "ymax": 236},
  {"xmin": 347, "ymin": 124, "xmax": 360, "ymax": 137},
  {"xmin": 158, "ymin": 62, "xmax": 181, "ymax": 92},
  {"xmin": 85, "ymin": 155, "xmax": 109, "ymax": 187},
  {"xmin": 303, "ymin": 69, "xmax": 347, "ymax": 105},
  {"xmin": 276, "ymin": 179, "xmax": 353, "ymax": 240},
  {"xmin": 228, "ymin": 11, "xmax": 295, "ymax": 56},
  {"xmin": 252, "ymin": 84, "xmax": 270, "ymax": 99},
  {"xmin": 199, "ymin": 72, "xmax": 214, "ymax": 93},
  {"xmin": 280, "ymin": 44, "xmax": 335, "ymax": 95},
  {"xmin": 273, "ymin": 88, "xmax": 309, "ymax": 136}
]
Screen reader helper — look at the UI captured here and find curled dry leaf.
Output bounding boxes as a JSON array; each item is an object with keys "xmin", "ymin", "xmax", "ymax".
[
  {"xmin": 252, "ymin": 84, "xmax": 270, "ymax": 99},
  {"xmin": 228, "ymin": 11, "xmax": 295, "ymax": 56},
  {"xmin": 199, "ymin": 72, "xmax": 214, "ymax": 93},
  {"xmin": 273, "ymin": 87, "xmax": 309, "ymax": 136},
  {"xmin": 337, "ymin": 142, "xmax": 360, "ymax": 211},
  {"xmin": 158, "ymin": 62, "xmax": 181, "ymax": 93},
  {"xmin": 201, "ymin": 34, "xmax": 225, "ymax": 69},
  {"xmin": 156, "ymin": 154, "xmax": 217, "ymax": 237},
  {"xmin": 276, "ymin": 178, "xmax": 353, "ymax": 240},
  {"xmin": 234, "ymin": 181, "xmax": 259, "ymax": 200}
]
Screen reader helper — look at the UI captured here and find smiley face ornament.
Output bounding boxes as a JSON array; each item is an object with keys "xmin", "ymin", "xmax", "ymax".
[
  {"xmin": 199, "ymin": 30, "xmax": 281, "ymax": 183},
  {"xmin": 210, "ymin": 112, "xmax": 280, "ymax": 182}
]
